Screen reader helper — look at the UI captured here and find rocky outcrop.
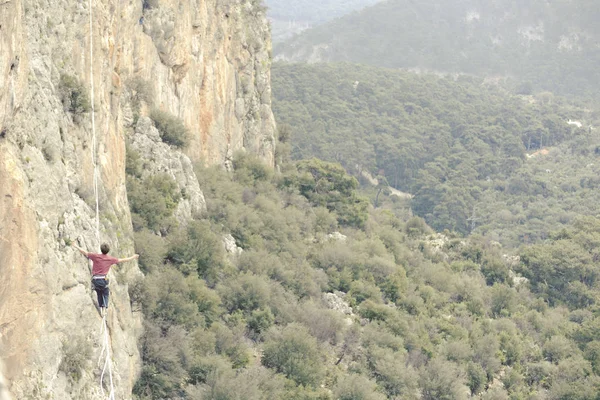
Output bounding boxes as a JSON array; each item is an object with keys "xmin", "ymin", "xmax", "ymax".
[
  {"xmin": 129, "ymin": 116, "xmax": 206, "ymax": 224},
  {"xmin": 0, "ymin": 0, "xmax": 275, "ymax": 397},
  {"xmin": 133, "ymin": 0, "xmax": 276, "ymax": 165}
]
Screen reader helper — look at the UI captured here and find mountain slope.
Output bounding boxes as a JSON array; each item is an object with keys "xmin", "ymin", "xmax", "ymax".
[
  {"xmin": 274, "ymin": 0, "xmax": 600, "ymax": 97},
  {"xmin": 127, "ymin": 150, "xmax": 600, "ymax": 399},
  {"xmin": 271, "ymin": 62, "xmax": 600, "ymax": 242}
]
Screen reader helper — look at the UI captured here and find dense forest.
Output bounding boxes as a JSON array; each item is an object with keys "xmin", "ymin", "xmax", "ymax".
[
  {"xmin": 122, "ymin": 1, "xmax": 600, "ymax": 399},
  {"xmin": 274, "ymin": 0, "xmax": 600, "ymax": 98},
  {"xmin": 272, "ymin": 62, "xmax": 600, "ymax": 245},
  {"xmin": 128, "ymin": 143, "xmax": 600, "ymax": 399}
]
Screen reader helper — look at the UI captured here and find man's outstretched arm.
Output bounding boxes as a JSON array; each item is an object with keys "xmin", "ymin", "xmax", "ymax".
[
  {"xmin": 71, "ymin": 243, "xmax": 89, "ymax": 257},
  {"xmin": 117, "ymin": 254, "xmax": 139, "ymax": 263}
]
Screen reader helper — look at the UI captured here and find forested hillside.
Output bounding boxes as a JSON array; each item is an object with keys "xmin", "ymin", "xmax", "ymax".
[
  {"xmin": 128, "ymin": 144, "xmax": 600, "ymax": 399},
  {"xmin": 272, "ymin": 62, "xmax": 600, "ymax": 244},
  {"xmin": 274, "ymin": 0, "xmax": 600, "ymax": 98},
  {"xmin": 265, "ymin": 0, "xmax": 380, "ymax": 42},
  {"xmin": 122, "ymin": 2, "xmax": 600, "ymax": 398}
]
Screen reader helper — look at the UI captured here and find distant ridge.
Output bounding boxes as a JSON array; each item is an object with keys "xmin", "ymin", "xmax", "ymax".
[
  {"xmin": 274, "ymin": 0, "xmax": 600, "ymax": 98},
  {"xmin": 265, "ymin": 0, "xmax": 381, "ymax": 42}
]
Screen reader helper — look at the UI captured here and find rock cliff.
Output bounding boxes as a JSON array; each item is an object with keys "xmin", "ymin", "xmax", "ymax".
[{"xmin": 0, "ymin": 0, "xmax": 275, "ymax": 397}]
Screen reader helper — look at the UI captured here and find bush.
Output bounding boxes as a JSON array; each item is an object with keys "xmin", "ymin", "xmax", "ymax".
[
  {"xmin": 219, "ymin": 273, "xmax": 272, "ymax": 314},
  {"xmin": 150, "ymin": 109, "xmax": 189, "ymax": 148},
  {"xmin": 543, "ymin": 336, "xmax": 575, "ymax": 363},
  {"xmin": 333, "ymin": 374, "xmax": 387, "ymax": 400},
  {"xmin": 247, "ymin": 308, "xmax": 275, "ymax": 340},
  {"xmin": 127, "ymin": 76, "xmax": 155, "ymax": 109},
  {"xmin": 262, "ymin": 324, "xmax": 323, "ymax": 387},
  {"xmin": 141, "ymin": 269, "xmax": 205, "ymax": 329},
  {"xmin": 134, "ymin": 323, "xmax": 190, "ymax": 398},
  {"xmin": 166, "ymin": 220, "xmax": 224, "ymax": 282},
  {"xmin": 281, "ymin": 158, "xmax": 369, "ymax": 228},
  {"xmin": 134, "ymin": 229, "xmax": 167, "ymax": 273},
  {"xmin": 59, "ymin": 74, "xmax": 91, "ymax": 115},
  {"xmin": 126, "ymin": 146, "xmax": 143, "ymax": 178},
  {"xmin": 210, "ymin": 321, "xmax": 251, "ymax": 368},
  {"xmin": 481, "ymin": 255, "xmax": 510, "ymax": 286},
  {"xmin": 365, "ymin": 345, "xmax": 418, "ymax": 397},
  {"xmin": 405, "ymin": 216, "xmax": 431, "ymax": 237},
  {"xmin": 419, "ymin": 358, "xmax": 468, "ymax": 400},
  {"xmin": 127, "ymin": 173, "xmax": 181, "ymax": 232},
  {"xmin": 233, "ymin": 151, "xmax": 273, "ymax": 184}
]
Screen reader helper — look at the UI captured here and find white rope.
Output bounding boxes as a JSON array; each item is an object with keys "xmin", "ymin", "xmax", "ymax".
[
  {"xmin": 89, "ymin": 0, "xmax": 115, "ymax": 398},
  {"xmin": 99, "ymin": 314, "xmax": 115, "ymax": 400},
  {"xmin": 89, "ymin": 0, "xmax": 100, "ymax": 249}
]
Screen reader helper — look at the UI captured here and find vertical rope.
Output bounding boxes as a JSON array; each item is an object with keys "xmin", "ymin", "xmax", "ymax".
[
  {"xmin": 89, "ymin": 0, "xmax": 99, "ymax": 249},
  {"xmin": 89, "ymin": 1, "xmax": 115, "ymax": 398},
  {"xmin": 99, "ymin": 314, "xmax": 115, "ymax": 400}
]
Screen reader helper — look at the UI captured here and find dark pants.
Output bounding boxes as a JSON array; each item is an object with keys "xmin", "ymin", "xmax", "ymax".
[{"xmin": 92, "ymin": 278, "xmax": 110, "ymax": 308}]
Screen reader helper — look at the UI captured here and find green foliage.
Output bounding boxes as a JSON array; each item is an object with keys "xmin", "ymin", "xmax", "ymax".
[
  {"xmin": 211, "ymin": 320, "xmax": 252, "ymax": 368},
  {"xmin": 134, "ymin": 324, "xmax": 190, "ymax": 398},
  {"xmin": 480, "ymin": 255, "xmax": 511, "ymax": 286},
  {"xmin": 166, "ymin": 220, "xmax": 225, "ymax": 283},
  {"xmin": 419, "ymin": 358, "xmax": 468, "ymax": 400},
  {"xmin": 333, "ymin": 374, "xmax": 386, "ymax": 400},
  {"xmin": 262, "ymin": 324, "xmax": 324, "ymax": 387},
  {"xmin": 247, "ymin": 308, "xmax": 275, "ymax": 339},
  {"xmin": 219, "ymin": 272, "xmax": 272, "ymax": 314},
  {"xmin": 272, "ymin": 62, "xmax": 600, "ymax": 238},
  {"xmin": 59, "ymin": 74, "xmax": 91, "ymax": 115},
  {"xmin": 140, "ymin": 268, "xmax": 207, "ymax": 329},
  {"xmin": 127, "ymin": 76, "xmax": 155, "ymax": 110},
  {"xmin": 405, "ymin": 217, "xmax": 431, "ymax": 238},
  {"xmin": 466, "ymin": 362, "xmax": 486, "ymax": 395},
  {"xmin": 125, "ymin": 146, "xmax": 143, "ymax": 178},
  {"xmin": 519, "ymin": 219, "xmax": 600, "ymax": 307},
  {"xmin": 281, "ymin": 158, "xmax": 369, "ymax": 227},
  {"xmin": 128, "ymin": 118, "xmax": 600, "ymax": 399},
  {"xmin": 134, "ymin": 229, "xmax": 167, "ymax": 273},
  {"xmin": 149, "ymin": 109, "xmax": 189, "ymax": 148},
  {"xmin": 543, "ymin": 336, "xmax": 576, "ymax": 364},
  {"xmin": 233, "ymin": 151, "xmax": 273, "ymax": 185},
  {"xmin": 127, "ymin": 173, "xmax": 181, "ymax": 232}
]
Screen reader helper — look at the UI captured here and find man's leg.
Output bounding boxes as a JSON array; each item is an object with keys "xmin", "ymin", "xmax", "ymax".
[
  {"xmin": 93, "ymin": 281, "xmax": 104, "ymax": 307},
  {"xmin": 93, "ymin": 279, "xmax": 108, "ymax": 316},
  {"xmin": 102, "ymin": 285, "xmax": 110, "ymax": 311}
]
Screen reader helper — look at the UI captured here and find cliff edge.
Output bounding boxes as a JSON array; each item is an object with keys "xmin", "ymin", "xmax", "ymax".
[{"xmin": 0, "ymin": 0, "xmax": 275, "ymax": 397}]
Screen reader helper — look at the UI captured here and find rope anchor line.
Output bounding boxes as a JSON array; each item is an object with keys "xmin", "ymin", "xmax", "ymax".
[
  {"xmin": 98, "ymin": 314, "xmax": 115, "ymax": 400},
  {"xmin": 89, "ymin": 0, "xmax": 115, "ymax": 397}
]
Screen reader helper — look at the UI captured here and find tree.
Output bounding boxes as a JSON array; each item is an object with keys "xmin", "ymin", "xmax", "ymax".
[
  {"xmin": 282, "ymin": 158, "xmax": 369, "ymax": 227},
  {"xmin": 419, "ymin": 358, "xmax": 468, "ymax": 400},
  {"xmin": 262, "ymin": 324, "xmax": 324, "ymax": 387}
]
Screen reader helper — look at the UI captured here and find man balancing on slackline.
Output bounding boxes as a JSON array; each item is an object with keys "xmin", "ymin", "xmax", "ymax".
[{"xmin": 71, "ymin": 242, "xmax": 139, "ymax": 317}]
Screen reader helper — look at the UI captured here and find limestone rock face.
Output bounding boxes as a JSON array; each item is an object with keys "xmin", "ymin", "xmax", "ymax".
[
  {"xmin": 129, "ymin": 116, "xmax": 206, "ymax": 225},
  {"xmin": 133, "ymin": 0, "xmax": 276, "ymax": 166},
  {"xmin": 0, "ymin": 364, "xmax": 10, "ymax": 400},
  {"xmin": 0, "ymin": 0, "xmax": 275, "ymax": 397}
]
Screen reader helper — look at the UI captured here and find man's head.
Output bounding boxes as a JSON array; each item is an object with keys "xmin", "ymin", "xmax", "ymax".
[{"xmin": 100, "ymin": 243, "xmax": 110, "ymax": 254}]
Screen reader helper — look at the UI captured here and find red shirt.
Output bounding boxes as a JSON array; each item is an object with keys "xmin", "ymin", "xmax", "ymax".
[{"xmin": 87, "ymin": 253, "xmax": 120, "ymax": 276}]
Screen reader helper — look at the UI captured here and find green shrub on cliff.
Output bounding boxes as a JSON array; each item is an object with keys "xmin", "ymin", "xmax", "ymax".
[
  {"xmin": 150, "ymin": 109, "xmax": 189, "ymax": 148},
  {"xmin": 59, "ymin": 74, "xmax": 91, "ymax": 115}
]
